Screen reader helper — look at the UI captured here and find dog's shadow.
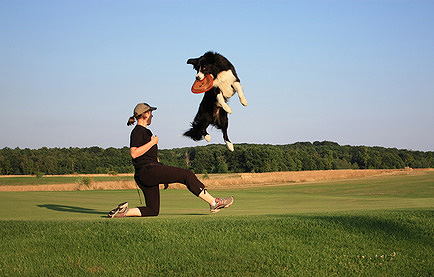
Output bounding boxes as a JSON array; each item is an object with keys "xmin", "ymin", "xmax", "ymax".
[{"xmin": 37, "ymin": 204, "xmax": 107, "ymax": 216}]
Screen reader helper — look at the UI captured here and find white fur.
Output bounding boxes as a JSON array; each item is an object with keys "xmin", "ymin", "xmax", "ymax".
[
  {"xmin": 213, "ymin": 70, "xmax": 237, "ymax": 98},
  {"xmin": 197, "ymin": 69, "xmax": 248, "ymax": 114},
  {"xmin": 196, "ymin": 70, "xmax": 205, "ymax": 80},
  {"xmin": 225, "ymin": 141, "xmax": 234, "ymax": 152},
  {"xmin": 232, "ymin": 81, "xmax": 248, "ymax": 106},
  {"xmin": 216, "ymin": 93, "xmax": 232, "ymax": 114}
]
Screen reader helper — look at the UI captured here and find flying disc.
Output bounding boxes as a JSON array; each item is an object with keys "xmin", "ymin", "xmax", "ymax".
[{"xmin": 191, "ymin": 74, "xmax": 213, "ymax": 94}]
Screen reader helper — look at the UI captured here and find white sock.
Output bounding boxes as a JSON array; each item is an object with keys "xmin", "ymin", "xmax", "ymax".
[{"xmin": 211, "ymin": 198, "xmax": 219, "ymax": 206}]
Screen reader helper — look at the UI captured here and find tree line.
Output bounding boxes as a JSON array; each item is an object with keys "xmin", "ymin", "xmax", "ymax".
[{"xmin": 0, "ymin": 141, "xmax": 432, "ymax": 175}]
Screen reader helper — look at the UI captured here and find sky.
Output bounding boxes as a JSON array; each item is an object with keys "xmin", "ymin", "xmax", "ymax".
[{"xmin": 1, "ymin": 0, "xmax": 433, "ymax": 151}]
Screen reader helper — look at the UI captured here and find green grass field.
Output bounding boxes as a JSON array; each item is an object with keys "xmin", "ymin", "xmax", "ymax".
[{"xmin": 1, "ymin": 172, "xmax": 433, "ymax": 276}]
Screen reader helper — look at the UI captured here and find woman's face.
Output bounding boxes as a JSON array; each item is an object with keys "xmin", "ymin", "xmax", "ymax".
[{"xmin": 145, "ymin": 111, "xmax": 153, "ymax": 125}]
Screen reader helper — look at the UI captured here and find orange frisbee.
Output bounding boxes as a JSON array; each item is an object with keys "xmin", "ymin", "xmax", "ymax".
[{"xmin": 191, "ymin": 74, "xmax": 213, "ymax": 94}]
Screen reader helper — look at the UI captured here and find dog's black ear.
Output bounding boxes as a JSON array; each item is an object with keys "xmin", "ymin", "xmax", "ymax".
[{"xmin": 187, "ymin": 58, "xmax": 197, "ymax": 66}]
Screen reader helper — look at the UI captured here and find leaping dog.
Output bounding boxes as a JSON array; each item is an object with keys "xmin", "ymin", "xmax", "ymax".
[{"xmin": 184, "ymin": 51, "xmax": 247, "ymax": 151}]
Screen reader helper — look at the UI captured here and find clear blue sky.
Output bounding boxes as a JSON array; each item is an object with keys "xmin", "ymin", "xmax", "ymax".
[{"xmin": 1, "ymin": 0, "xmax": 433, "ymax": 151}]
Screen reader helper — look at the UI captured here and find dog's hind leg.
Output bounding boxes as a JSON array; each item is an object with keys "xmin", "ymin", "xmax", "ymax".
[
  {"xmin": 225, "ymin": 140, "xmax": 234, "ymax": 152},
  {"xmin": 221, "ymin": 128, "xmax": 234, "ymax": 151},
  {"xmin": 223, "ymin": 131, "xmax": 234, "ymax": 152},
  {"xmin": 216, "ymin": 109, "xmax": 234, "ymax": 151},
  {"xmin": 232, "ymin": 82, "xmax": 247, "ymax": 106}
]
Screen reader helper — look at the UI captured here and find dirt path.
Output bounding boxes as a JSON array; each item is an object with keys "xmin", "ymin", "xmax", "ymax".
[{"xmin": 1, "ymin": 168, "xmax": 430, "ymax": 192}]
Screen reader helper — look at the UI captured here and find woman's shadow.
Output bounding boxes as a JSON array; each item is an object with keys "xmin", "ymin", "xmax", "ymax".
[{"xmin": 37, "ymin": 204, "xmax": 107, "ymax": 216}]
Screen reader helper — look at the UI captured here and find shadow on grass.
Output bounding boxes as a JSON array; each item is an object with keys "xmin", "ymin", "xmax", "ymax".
[{"xmin": 37, "ymin": 204, "xmax": 107, "ymax": 215}]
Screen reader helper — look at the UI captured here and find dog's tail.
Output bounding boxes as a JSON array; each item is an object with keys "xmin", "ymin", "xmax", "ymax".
[{"xmin": 183, "ymin": 127, "xmax": 203, "ymax": 141}]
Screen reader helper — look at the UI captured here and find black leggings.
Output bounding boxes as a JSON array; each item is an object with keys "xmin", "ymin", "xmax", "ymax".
[{"xmin": 134, "ymin": 164, "xmax": 206, "ymax": 217}]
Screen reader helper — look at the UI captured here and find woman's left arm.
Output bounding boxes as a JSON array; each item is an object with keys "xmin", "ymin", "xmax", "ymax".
[{"xmin": 130, "ymin": 135, "xmax": 159, "ymax": 159}]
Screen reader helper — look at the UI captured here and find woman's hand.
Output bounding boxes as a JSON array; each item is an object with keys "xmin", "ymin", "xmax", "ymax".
[
  {"xmin": 151, "ymin": 135, "xmax": 159, "ymax": 145},
  {"xmin": 130, "ymin": 135, "xmax": 159, "ymax": 159}
]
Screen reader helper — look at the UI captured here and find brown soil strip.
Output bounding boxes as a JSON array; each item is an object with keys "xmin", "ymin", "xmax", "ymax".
[{"xmin": 1, "ymin": 168, "xmax": 430, "ymax": 192}]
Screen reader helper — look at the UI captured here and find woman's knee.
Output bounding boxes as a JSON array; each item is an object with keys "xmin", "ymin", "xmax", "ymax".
[
  {"xmin": 150, "ymin": 205, "xmax": 160, "ymax": 216},
  {"xmin": 183, "ymin": 168, "xmax": 198, "ymax": 180},
  {"xmin": 146, "ymin": 210, "xmax": 159, "ymax": 217},
  {"xmin": 137, "ymin": 206, "xmax": 159, "ymax": 217}
]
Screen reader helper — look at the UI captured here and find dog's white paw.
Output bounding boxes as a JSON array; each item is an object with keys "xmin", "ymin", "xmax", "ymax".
[
  {"xmin": 240, "ymin": 97, "xmax": 248, "ymax": 106},
  {"xmin": 223, "ymin": 105, "xmax": 232, "ymax": 114},
  {"xmin": 204, "ymin": 134, "xmax": 211, "ymax": 142},
  {"xmin": 217, "ymin": 93, "xmax": 233, "ymax": 114},
  {"xmin": 225, "ymin": 141, "xmax": 234, "ymax": 152}
]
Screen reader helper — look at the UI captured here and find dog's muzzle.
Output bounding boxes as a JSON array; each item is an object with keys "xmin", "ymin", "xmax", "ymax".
[{"xmin": 196, "ymin": 72, "xmax": 205, "ymax": 81}]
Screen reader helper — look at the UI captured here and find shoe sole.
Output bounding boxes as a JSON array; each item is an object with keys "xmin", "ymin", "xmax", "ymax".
[{"xmin": 108, "ymin": 202, "xmax": 128, "ymax": 218}]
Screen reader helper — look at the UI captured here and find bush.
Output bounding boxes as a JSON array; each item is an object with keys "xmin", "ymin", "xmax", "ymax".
[
  {"xmin": 77, "ymin": 176, "xmax": 93, "ymax": 187},
  {"xmin": 35, "ymin": 172, "xmax": 44, "ymax": 179},
  {"xmin": 201, "ymin": 170, "xmax": 210, "ymax": 179}
]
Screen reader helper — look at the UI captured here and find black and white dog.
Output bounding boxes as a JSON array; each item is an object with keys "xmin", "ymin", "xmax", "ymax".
[{"xmin": 184, "ymin": 51, "xmax": 247, "ymax": 151}]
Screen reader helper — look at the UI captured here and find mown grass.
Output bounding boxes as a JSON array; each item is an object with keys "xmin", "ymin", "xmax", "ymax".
[
  {"xmin": 1, "ymin": 210, "xmax": 432, "ymax": 276},
  {"xmin": 0, "ymin": 172, "xmax": 433, "ymax": 276}
]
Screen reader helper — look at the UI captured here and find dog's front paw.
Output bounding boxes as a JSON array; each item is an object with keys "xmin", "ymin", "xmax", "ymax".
[
  {"xmin": 217, "ymin": 93, "xmax": 233, "ymax": 114},
  {"xmin": 240, "ymin": 97, "xmax": 248, "ymax": 106},
  {"xmin": 222, "ymin": 105, "xmax": 232, "ymax": 114}
]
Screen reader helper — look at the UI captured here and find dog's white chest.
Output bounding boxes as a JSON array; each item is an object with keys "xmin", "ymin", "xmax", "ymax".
[{"xmin": 213, "ymin": 70, "xmax": 237, "ymax": 98}]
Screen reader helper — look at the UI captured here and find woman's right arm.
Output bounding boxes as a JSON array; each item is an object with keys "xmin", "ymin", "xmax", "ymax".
[{"xmin": 130, "ymin": 135, "xmax": 159, "ymax": 159}]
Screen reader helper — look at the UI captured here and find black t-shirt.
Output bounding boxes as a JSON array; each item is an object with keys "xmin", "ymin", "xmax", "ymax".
[{"xmin": 130, "ymin": 125, "xmax": 158, "ymax": 168}]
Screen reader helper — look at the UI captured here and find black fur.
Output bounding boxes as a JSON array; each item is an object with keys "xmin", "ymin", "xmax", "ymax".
[
  {"xmin": 183, "ymin": 87, "xmax": 230, "ymax": 142},
  {"xmin": 184, "ymin": 51, "xmax": 238, "ymax": 146},
  {"xmin": 187, "ymin": 51, "xmax": 240, "ymax": 83}
]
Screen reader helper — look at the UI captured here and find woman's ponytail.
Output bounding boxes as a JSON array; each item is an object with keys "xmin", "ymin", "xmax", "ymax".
[{"xmin": 127, "ymin": 116, "xmax": 136, "ymax": 126}]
